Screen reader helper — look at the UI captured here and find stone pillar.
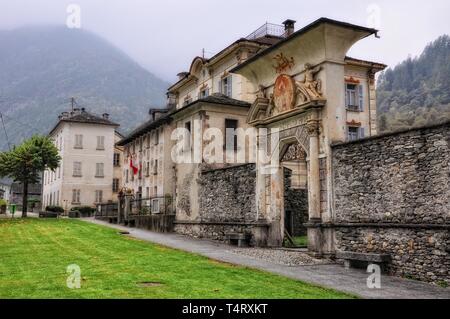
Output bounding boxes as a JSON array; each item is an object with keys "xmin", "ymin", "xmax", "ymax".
[
  {"xmin": 117, "ymin": 192, "xmax": 124, "ymax": 224},
  {"xmin": 306, "ymin": 115, "xmax": 323, "ymax": 255},
  {"xmin": 368, "ymin": 70, "xmax": 378, "ymax": 136},
  {"xmin": 267, "ymin": 165, "xmax": 285, "ymax": 247},
  {"xmin": 124, "ymin": 193, "xmax": 133, "ymax": 222}
]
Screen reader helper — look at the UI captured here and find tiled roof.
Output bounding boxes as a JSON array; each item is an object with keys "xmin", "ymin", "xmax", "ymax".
[
  {"xmin": 117, "ymin": 94, "xmax": 251, "ymax": 146},
  {"xmin": 49, "ymin": 109, "xmax": 119, "ymax": 135},
  {"xmin": 169, "ymin": 93, "xmax": 251, "ymax": 117},
  {"xmin": 116, "ymin": 114, "xmax": 172, "ymax": 146}
]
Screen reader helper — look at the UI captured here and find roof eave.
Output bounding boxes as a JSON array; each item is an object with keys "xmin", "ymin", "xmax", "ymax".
[{"xmin": 231, "ymin": 17, "xmax": 378, "ymax": 74}]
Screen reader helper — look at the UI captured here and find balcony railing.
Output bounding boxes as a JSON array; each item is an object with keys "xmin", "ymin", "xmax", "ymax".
[{"xmin": 246, "ymin": 23, "xmax": 286, "ymax": 40}]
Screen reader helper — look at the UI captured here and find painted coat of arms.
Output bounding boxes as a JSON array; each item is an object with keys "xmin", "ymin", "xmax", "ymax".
[{"xmin": 273, "ymin": 74, "xmax": 296, "ymax": 114}]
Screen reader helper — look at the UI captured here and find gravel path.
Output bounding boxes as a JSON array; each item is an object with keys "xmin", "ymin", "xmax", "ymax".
[{"xmin": 229, "ymin": 248, "xmax": 333, "ymax": 266}]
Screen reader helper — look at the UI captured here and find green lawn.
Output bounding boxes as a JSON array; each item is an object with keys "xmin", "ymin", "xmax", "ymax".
[{"xmin": 0, "ymin": 219, "xmax": 354, "ymax": 299}]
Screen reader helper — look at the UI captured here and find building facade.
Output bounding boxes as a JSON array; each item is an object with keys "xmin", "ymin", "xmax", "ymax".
[
  {"xmin": 117, "ymin": 109, "xmax": 175, "ymax": 213},
  {"xmin": 42, "ymin": 108, "xmax": 121, "ymax": 210}
]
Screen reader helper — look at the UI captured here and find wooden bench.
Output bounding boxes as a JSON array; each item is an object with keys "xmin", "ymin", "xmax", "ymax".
[
  {"xmin": 226, "ymin": 233, "xmax": 250, "ymax": 247},
  {"xmin": 39, "ymin": 212, "xmax": 59, "ymax": 218},
  {"xmin": 336, "ymin": 251, "xmax": 391, "ymax": 272}
]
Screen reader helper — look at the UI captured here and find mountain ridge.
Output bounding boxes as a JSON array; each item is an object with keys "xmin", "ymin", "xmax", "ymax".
[
  {"xmin": 377, "ymin": 34, "xmax": 450, "ymax": 132},
  {"xmin": 0, "ymin": 25, "xmax": 169, "ymax": 150}
]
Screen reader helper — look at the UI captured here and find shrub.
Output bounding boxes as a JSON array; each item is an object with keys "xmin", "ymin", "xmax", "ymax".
[
  {"xmin": 0, "ymin": 199, "xmax": 7, "ymax": 207},
  {"xmin": 45, "ymin": 206, "xmax": 65, "ymax": 213},
  {"xmin": 71, "ymin": 206, "xmax": 94, "ymax": 216}
]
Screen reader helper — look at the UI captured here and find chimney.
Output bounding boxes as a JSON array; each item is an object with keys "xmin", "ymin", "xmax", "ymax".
[
  {"xmin": 177, "ymin": 72, "xmax": 189, "ymax": 80},
  {"xmin": 282, "ymin": 19, "xmax": 296, "ymax": 37},
  {"xmin": 102, "ymin": 113, "xmax": 110, "ymax": 120}
]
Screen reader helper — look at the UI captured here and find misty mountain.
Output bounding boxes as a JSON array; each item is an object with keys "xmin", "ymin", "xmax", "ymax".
[
  {"xmin": 377, "ymin": 35, "xmax": 450, "ymax": 132},
  {"xmin": 0, "ymin": 26, "xmax": 168, "ymax": 150}
]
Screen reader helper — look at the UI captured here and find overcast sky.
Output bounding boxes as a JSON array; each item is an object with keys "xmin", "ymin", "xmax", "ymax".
[{"xmin": 1, "ymin": 0, "xmax": 449, "ymax": 82}]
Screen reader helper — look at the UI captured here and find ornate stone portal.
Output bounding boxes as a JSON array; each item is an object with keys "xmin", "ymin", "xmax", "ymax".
[{"xmin": 248, "ymin": 61, "xmax": 327, "ymax": 252}]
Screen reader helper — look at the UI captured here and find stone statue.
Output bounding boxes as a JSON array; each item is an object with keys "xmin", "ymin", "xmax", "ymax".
[
  {"xmin": 296, "ymin": 63, "xmax": 323, "ymax": 103},
  {"xmin": 256, "ymin": 85, "xmax": 267, "ymax": 99}
]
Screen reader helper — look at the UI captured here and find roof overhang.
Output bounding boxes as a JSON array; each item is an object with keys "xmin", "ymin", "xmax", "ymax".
[{"xmin": 231, "ymin": 18, "xmax": 379, "ymax": 82}]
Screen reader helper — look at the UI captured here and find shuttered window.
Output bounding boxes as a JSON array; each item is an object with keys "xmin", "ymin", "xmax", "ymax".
[
  {"xmin": 74, "ymin": 134, "xmax": 83, "ymax": 149},
  {"xmin": 96, "ymin": 136, "xmax": 105, "ymax": 150},
  {"xmin": 72, "ymin": 189, "xmax": 80, "ymax": 204},
  {"xmin": 95, "ymin": 163, "xmax": 104, "ymax": 178},
  {"xmin": 73, "ymin": 162, "xmax": 82, "ymax": 177},
  {"xmin": 345, "ymin": 84, "xmax": 364, "ymax": 112}
]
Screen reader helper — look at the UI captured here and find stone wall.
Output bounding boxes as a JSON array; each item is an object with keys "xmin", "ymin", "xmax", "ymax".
[
  {"xmin": 332, "ymin": 122, "xmax": 450, "ymax": 284},
  {"xmin": 198, "ymin": 164, "xmax": 257, "ymax": 222},
  {"xmin": 174, "ymin": 164, "xmax": 269, "ymax": 245}
]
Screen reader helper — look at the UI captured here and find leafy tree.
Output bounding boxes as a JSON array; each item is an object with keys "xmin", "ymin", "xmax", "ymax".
[
  {"xmin": 0, "ymin": 135, "xmax": 60, "ymax": 217},
  {"xmin": 377, "ymin": 34, "xmax": 450, "ymax": 131}
]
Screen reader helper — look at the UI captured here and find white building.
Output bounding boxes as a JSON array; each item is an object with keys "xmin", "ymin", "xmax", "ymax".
[
  {"xmin": 42, "ymin": 108, "xmax": 121, "ymax": 210},
  {"xmin": 0, "ymin": 178, "xmax": 12, "ymax": 202}
]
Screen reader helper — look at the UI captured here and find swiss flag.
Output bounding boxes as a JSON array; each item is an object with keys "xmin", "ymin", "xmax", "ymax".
[{"xmin": 129, "ymin": 156, "xmax": 138, "ymax": 175}]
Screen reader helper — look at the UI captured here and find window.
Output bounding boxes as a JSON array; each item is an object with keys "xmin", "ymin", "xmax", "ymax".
[
  {"xmin": 146, "ymin": 187, "xmax": 150, "ymax": 199},
  {"xmin": 184, "ymin": 121, "xmax": 192, "ymax": 151},
  {"xmin": 125, "ymin": 169, "xmax": 129, "ymax": 183},
  {"xmin": 345, "ymin": 83, "xmax": 364, "ymax": 111},
  {"xmin": 112, "ymin": 178, "xmax": 119, "ymax": 193},
  {"xmin": 347, "ymin": 126, "xmax": 365, "ymax": 141},
  {"xmin": 155, "ymin": 129, "xmax": 160, "ymax": 145},
  {"xmin": 72, "ymin": 189, "xmax": 81, "ymax": 204},
  {"xmin": 199, "ymin": 87, "xmax": 209, "ymax": 99},
  {"xmin": 113, "ymin": 153, "xmax": 120, "ymax": 167},
  {"xmin": 96, "ymin": 136, "xmax": 105, "ymax": 150},
  {"xmin": 153, "ymin": 159, "xmax": 158, "ymax": 175},
  {"xmin": 95, "ymin": 163, "xmax": 104, "ymax": 178},
  {"xmin": 146, "ymin": 162, "xmax": 150, "ymax": 177},
  {"xmin": 183, "ymin": 96, "xmax": 193, "ymax": 106},
  {"xmin": 225, "ymin": 119, "xmax": 238, "ymax": 151},
  {"xmin": 220, "ymin": 76, "xmax": 232, "ymax": 97},
  {"xmin": 151, "ymin": 198, "xmax": 160, "ymax": 213},
  {"xmin": 95, "ymin": 190, "xmax": 103, "ymax": 204},
  {"xmin": 73, "ymin": 162, "xmax": 82, "ymax": 177},
  {"xmin": 74, "ymin": 134, "xmax": 83, "ymax": 149}
]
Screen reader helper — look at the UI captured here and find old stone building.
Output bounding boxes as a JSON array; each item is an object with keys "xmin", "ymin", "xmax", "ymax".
[
  {"xmin": 42, "ymin": 108, "xmax": 122, "ymax": 210},
  {"xmin": 116, "ymin": 17, "xmax": 448, "ymax": 284},
  {"xmin": 117, "ymin": 108, "xmax": 175, "ymax": 213}
]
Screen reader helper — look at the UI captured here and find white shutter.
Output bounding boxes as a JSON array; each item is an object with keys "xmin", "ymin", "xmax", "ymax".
[
  {"xmin": 345, "ymin": 83, "xmax": 349, "ymax": 108},
  {"xmin": 359, "ymin": 127, "xmax": 365, "ymax": 139},
  {"xmin": 358, "ymin": 85, "xmax": 364, "ymax": 112},
  {"xmin": 228, "ymin": 76, "xmax": 233, "ymax": 97}
]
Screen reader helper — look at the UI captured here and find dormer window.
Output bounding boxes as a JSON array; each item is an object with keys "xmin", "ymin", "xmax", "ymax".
[
  {"xmin": 199, "ymin": 87, "xmax": 209, "ymax": 99},
  {"xmin": 183, "ymin": 95, "xmax": 193, "ymax": 106},
  {"xmin": 220, "ymin": 75, "xmax": 232, "ymax": 97}
]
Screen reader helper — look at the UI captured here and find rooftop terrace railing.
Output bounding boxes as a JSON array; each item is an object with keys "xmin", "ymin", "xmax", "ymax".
[{"xmin": 246, "ymin": 23, "xmax": 286, "ymax": 40}]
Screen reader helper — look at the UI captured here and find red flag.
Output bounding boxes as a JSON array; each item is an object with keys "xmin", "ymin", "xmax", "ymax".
[{"xmin": 129, "ymin": 156, "xmax": 138, "ymax": 175}]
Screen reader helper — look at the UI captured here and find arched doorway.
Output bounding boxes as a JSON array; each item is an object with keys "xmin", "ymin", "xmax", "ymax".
[{"xmin": 280, "ymin": 141, "xmax": 309, "ymax": 248}]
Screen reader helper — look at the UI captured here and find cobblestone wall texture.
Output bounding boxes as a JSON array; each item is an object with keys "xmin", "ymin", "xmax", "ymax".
[{"xmin": 332, "ymin": 122, "xmax": 450, "ymax": 284}]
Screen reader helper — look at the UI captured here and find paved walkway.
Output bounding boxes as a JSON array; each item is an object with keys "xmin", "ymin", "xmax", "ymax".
[{"xmin": 83, "ymin": 218, "xmax": 449, "ymax": 299}]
